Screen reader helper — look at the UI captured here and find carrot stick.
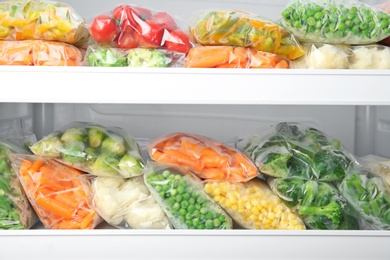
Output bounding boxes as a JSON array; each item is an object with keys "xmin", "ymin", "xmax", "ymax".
[
  {"xmin": 80, "ymin": 211, "xmax": 96, "ymax": 229},
  {"xmin": 19, "ymin": 160, "xmax": 32, "ymax": 176},
  {"xmin": 27, "ymin": 159, "xmax": 45, "ymax": 175},
  {"xmin": 185, "ymin": 46, "xmax": 233, "ymax": 68},
  {"xmin": 162, "ymin": 149, "xmax": 203, "ymax": 171},
  {"xmin": 35, "ymin": 196, "xmax": 75, "ymax": 219},
  {"xmin": 55, "ymin": 192, "xmax": 81, "ymax": 209}
]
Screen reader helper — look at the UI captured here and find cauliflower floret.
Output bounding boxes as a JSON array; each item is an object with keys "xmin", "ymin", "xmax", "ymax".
[
  {"xmin": 305, "ymin": 44, "xmax": 350, "ymax": 69},
  {"xmin": 350, "ymin": 45, "xmax": 390, "ymax": 69}
]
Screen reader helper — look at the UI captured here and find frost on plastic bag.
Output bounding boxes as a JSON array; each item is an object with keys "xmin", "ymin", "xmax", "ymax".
[
  {"xmin": 144, "ymin": 161, "xmax": 232, "ymax": 229},
  {"xmin": 0, "ymin": 0, "xmax": 90, "ymax": 46},
  {"xmin": 147, "ymin": 132, "xmax": 258, "ymax": 183},
  {"xmin": 185, "ymin": 46, "xmax": 291, "ymax": 69},
  {"xmin": 10, "ymin": 154, "xmax": 102, "ymax": 229},
  {"xmin": 0, "ymin": 40, "xmax": 83, "ymax": 66},
  {"xmin": 204, "ymin": 178, "xmax": 305, "ymax": 230},
  {"xmin": 189, "ymin": 9, "xmax": 305, "ymax": 60},
  {"xmin": 84, "ymin": 44, "xmax": 185, "ymax": 67},
  {"xmin": 293, "ymin": 43, "xmax": 390, "ymax": 69},
  {"xmin": 30, "ymin": 122, "xmax": 145, "ymax": 178},
  {"xmin": 280, "ymin": 0, "xmax": 390, "ymax": 44},
  {"xmin": 339, "ymin": 166, "xmax": 390, "ymax": 230},
  {"xmin": 88, "ymin": 4, "xmax": 192, "ymax": 53},
  {"xmin": 85, "ymin": 175, "xmax": 172, "ymax": 229},
  {"xmin": 0, "ymin": 140, "xmax": 38, "ymax": 229}
]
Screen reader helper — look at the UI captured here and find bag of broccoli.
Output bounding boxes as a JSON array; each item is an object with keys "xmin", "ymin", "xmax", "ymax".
[
  {"xmin": 30, "ymin": 121, "xmax": 145, "ymax": 178},
  {"xmin": 144, "ymin": 161, "xmax": 233, "ymax": 229},
  {"xmin": 280, "ymin": 0, "xmax": 390, "ymax": 44},
  {"xmin": 0, "ymin": 140, "xmax": 38, "ymax": 229}
]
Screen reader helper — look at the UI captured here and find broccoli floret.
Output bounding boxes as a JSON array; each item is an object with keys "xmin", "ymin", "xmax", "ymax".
[
  {"xmin": 60, "ymin": 128, "xmax": 86, "ymax": 144},
  {"xmin": 87, "ymin": 127, "xmax": 105, "ymax": 148},
  {"xmin": 275, "ymin": 122, "xmax": 304, "ymax": 140},
  {"xmin": 288, "ymin": 151, "xmax": 317, "ymax": 179},
  {"xmin": 313, "ymin": 148, "xmax": 350, "ymax": 182},
  {"xmin": 337, "ymin": 213, "xmax": 360, "ymax": 230},
  {"xmin": 101, "ymin": 135, "xmax": 126, "ymax": 156},
  {"xmin": 127, "ymin": 48, "xmax": 169, "ymax": 67},
  {"xmin": 30, "ymin": 136, "xmax": 63, "ymax": 158},
  {"xmin": 260, "ymin": 152, "xmax": 291, "ymax": 178},
  {"xmin": 273, "ymin": 177, "xmax": 306, "ymax": 207},
  {"xmin": 87, "ymin": 46, "xmax": 128, "ymax": 67},
  {"xmin": 89, "ymin": 154, "xmax": 120, "ymax": 176},
  {"xmin": 117, "ymin": 154, "xmax": 144, "ymax": 178}
]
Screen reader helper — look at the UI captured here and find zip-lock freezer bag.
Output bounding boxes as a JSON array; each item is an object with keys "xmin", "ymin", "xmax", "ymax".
[
  {"xmin": 280, "ymin": 0, "xmax": 390, "ymax": 44},
  {"xmin": 85, "ymin": 44, "xmax": 185, "ymax": 67},
  {"xmin": 85, "ymin": 175, "xmax": 172, "ymax": 229},
  {"xmin": 88, "ymin": 4, "xmax": 192, "ymax": 53},
  {"xmin": 147, "ymin": 132, "xmax": 258, "ymax": 183},
  {"xmin": 144, "ymin": 161, "xmax": 233, "ymax": 229},
  {"xmin": 189, "ymin": 9, "xmax": 305, "ymax": 60},
  {"xmin": 0, "ymin": 140, "xmax": 38, "ymax": 229},
  {"xmin": 10, "ymin": 154, "xmax": 102, "ymax": 229},
  {"xmin": 204, "ymin": 178, "xmax": 305, "ymax": 230},
  {"xmin": 0, "ymin": 40, "xmax": 83, "ymax": 66},
  {"xmin": 185, "ymin": 46, "xmax": 291, "ymax": 69},
  {"xmin": 0, "ymin": 0, "xmax": 90, "ymax": 47},
  {"xmin": 30, "ymin": 122, "xmax": 145, "ymax": 178}
]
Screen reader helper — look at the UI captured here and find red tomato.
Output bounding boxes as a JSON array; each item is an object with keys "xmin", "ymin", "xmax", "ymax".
[
  {"xmin": 136, "ymin": 20, "xmax": 164, "ymax": 47},
  {"xmin": 115, "ymin": 29, "xmax": 139, "ymax": 49},
  {"xmin": 163, "ymin": 30, "xmax": 191, "ymax": 53},
  {"xmin": 133, "ymin": 6, "xmax": 152, "ymax": 21},
  {"xmin": 89, "ymin": 15, "xmax": 118, "ymax": 43},
  {"xmin": 112, "ymin": 5, "xmax": 152, "ymax": 31},
  {"xmin": 151, "ymin": 12, "xmax": 177, "ymax": 31}
]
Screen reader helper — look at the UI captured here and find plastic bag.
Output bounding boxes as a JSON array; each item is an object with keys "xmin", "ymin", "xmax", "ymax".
[
  {"xmin": 360, "ymin": 155, "xmax": 390, "ymax": 186},
  {"xmin": 189, "ymin": 9, "xmax": 305, "ymax": 60},
  {"xmin": 185, "ymin": 46, "xmax": 291, "ymax": 69},
  {"xmin": 204, "ymin": 178, "xmax": 305, "ymax": 230},
  {"xmin": 0, "ymin": 140, "xmax": 38, "ymax": 229},
  {"xmin": 10, "ymin": 154, "xmax": 101, "ymax": 229},
  {"xmin": 85, "ymin": 175, "xmax": 171, "ymax": 229},
  {"xmin": 378, "ymin": 1, "xmax": 390, "ymax": 45},
  {"xmin": 144, "ymin": 161, "xmax": 233, "ymax": 229},
  {"xmin": 30, "ymin": 122, "xmax": 145, "ymax": 178},
  {"xmin": 280, "ymin": 0, "xmax": 390, "ymax": 44},
  {"xmin": 0, "ymin": 0, "xmax": 90, "ymax": 46},
  {"xmin": 88, "ymin": 4, "xmax": 192, "ymax": 53},
  {"xmin": 293, "ymin": 43, "xmax": 390, "ymax": 69},
  {"xmin": 339, "ymin": 166, "xmax": 390, "ymax": 230},
  {"xmin": 147, "ymin": 132, "xmax": 258, "ymax": 183},
  {"xmin": 0, "ymin": 40, "xmax": 83, "ymax": 66},
  {"xmin": 85, "ymin": 44, "xmax": 185, "ymax": 67},
  {"xmin": 5, "ymin": 118, "xmax": 36, "ymax": 149}
]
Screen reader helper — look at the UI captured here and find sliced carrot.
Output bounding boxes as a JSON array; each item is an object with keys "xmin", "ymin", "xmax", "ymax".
[
  {"xmin": 35, "ymin": 196, "xmax": 75, "ymax": 219},
  {"xmin": 201, "ymin": 168, "xmax": 226, "ymax": 180},
  {"xmin": 275, "ymin": 59, "xmax": 289, "ymax": 69},
  {"xmin": 55, "ymin": 220, "xmax": 82, "ymax": 229},
  {"xmin": 162, "ymin": 149, "xmax": 203, "ymax": 172},
  {"xmin": 80, "ymin": 211, "xmax": 96, "ymax": 229},
  {"xmin": 55, "ymin": 192, "xmax": 81, "ymax": 209},
  {"xmin": 180, "ymin": 139, "xmax": 203, "ymax": 159},
  {"xmin": 186, "ymin": 46, "xmax": 233, "ymax": 68},
  {"xmin": 27, "ymin": 158, "xmax": 45, "ymax": 175},
  {"xmin": 19, "ymin": 160, "xmax": 32, "ymax": 176}
]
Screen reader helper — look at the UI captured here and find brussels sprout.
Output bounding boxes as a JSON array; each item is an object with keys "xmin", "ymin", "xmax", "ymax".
[
  {"xmin": 60, "ymin": 128, "xmax": 86, "ymax": 144},
  {"xmin": 61, "ymin": 142, "xmax": 86, "ymax": 165},
  {"xmin": 101, "ymin": 135, "xmax": 126, "ymax": 156},
  {"xmin": 30, "ymin": 136, "xmax": 63, "ymax": 157},
  {"xmin": 118, "ymin": 154, "xmax": 144, "ymax": 178},
  {"xmin": 87, "ymin": 127, "xmax": 105, "ymax": 148},
  {"xmin": 89, "ymin": 154, "xmax": 120, "ymax": 176},
  {"xmin": 85, "ymin": 147, "xmax": 99, "ymax": 165}
]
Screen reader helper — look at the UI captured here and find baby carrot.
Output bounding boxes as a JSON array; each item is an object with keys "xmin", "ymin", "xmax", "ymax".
[{"xmin": 35, "ymin": 196, "xmax": 75, "ymax": 220}]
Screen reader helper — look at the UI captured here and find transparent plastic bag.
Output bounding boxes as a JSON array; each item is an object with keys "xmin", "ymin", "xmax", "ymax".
[
  {"xmin": 360, "ymin": 155, "xmax": 390, "ymax": 186},
  {"xmin": 84, "ymin": 44, "xmax": 185, "ymax": 67},
  {"xmin": 0, "ymin": 40, "xmax": 83, "ymax": 66},
  {"xmin": 85, "ymin": 175, "xmax": 172, "ymax": 229},
  {"xmin": 0, "ymin": 140, "xmax": 38, "ymax": 229},
  {"xmin": 204, "ymin": 178, "xmax": 305, "ymax": 230},
  {"xmin": 144, "ymin": 161, "xmax": 233, "ymax": 229},
  {"xmin": 0, "ymin": 0, "xmax": 90, "ymax": 46},
  {"xmin": 280, "ymin": 0, "xmax": 390, "ymax": 44},
  {"xmin": 147, "ymin": 132, "xmax": 258, "ymax": 183},
  {"xmin": 189, "ymin": 9, "xmax": 305, "ymax": 60},
  {"xmin": 10, "ymin": 154, "xmax": 102, "ymax": 229},
  {"xmin": 30, "ymin": 121, "xmax": 145, "ymax": 178},
  {"xmin": 185, "ymin": 46, "xmax": 291, "ymax": 69}
]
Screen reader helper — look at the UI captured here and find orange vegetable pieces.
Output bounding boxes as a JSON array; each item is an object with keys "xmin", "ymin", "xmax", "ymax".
[
  {"xmin": 149, "ymin": 133, "xmax": 258, "ymax": 182},
  {"xmin": 15, "ymin": 155, "xmax": 99, "ymax": 229}
]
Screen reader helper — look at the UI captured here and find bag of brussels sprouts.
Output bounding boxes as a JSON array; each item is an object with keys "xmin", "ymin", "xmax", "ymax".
[
  {"xmin": 144, "ymin": 161, "xmax": 233, "ymax": 229},
  {"xmin": 30, "ymin": 121, "xmax": 145, "ymax": 178},
  {"xmin": 280, "ymin": 0, "xmax": 390, "ymax": 44}
]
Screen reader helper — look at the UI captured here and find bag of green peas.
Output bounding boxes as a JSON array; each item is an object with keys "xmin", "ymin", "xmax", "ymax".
[
  {"xmin": 144, "ymin": 161, "xmax": 233, "ymax": 230},
  {"xmin": 280, "ymin": 0, "xmax": 390, "ymax": 44}
]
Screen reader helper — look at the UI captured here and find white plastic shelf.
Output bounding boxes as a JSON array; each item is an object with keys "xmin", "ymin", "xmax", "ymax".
[{"xmin": 2, "ymin": 66, "xmax": 390, "ymax": 105}]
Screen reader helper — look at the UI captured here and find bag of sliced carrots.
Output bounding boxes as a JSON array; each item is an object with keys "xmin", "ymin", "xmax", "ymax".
[
  {"xmin": 0, "ymin": 40, "xmax": 83, "ymax": 66},
  {"xmin": 185, "ymin": 46, "xmax": 291, "ymax": 68},
  {"xmin": 147, "ymin": 132, "xmax": 258, "ymax": 183},
  {"xmin": 10, "ymin": 154, "xmax": 102, "ymax": 229}
]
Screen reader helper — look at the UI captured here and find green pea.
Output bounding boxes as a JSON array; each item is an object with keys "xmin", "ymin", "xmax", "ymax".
[
  {"xmin": 381, "ymin": 20, "xmax": 389, "ymax": 29},
  {"xmin": 167, "ymin": 198, "xmax": 176, "ymax": 207},
  {"xmin": 173, "ymin": 202, "xmax": 180, "ymax": 211},
  {"xmin": 175, "ymin": 194, "xmax": 183, "ymax": 203},
  {"xmin": 360, "ymin": 23, "xmax": 368, "ymax": 30},
  {"xmin": 197, "ymin": 223, "xmax": 205, "ymax": 229},
  {"xmin": 179, "ymin": 208, "xmax": 187, "ymax": 216},
  {"xmin": 213, "ymin": 218, "xmax": 221, "ymax": 228},
  {"xmin": 219, "ymin": 214, "xmax": 226, "ymax": 222},
  {"xmin": 206, "ymin": 212, "xmax": 213, "ymax": 220},
  {"xmin": 162, "ymin": 170, "xmax": 170, "ymax": 178},
  {"xmin": 205, "ymin": 219, "xmax": 214, "ymax": 229},
  {"xmin": 307, "ymin": 17, "xmax": 316, "ymax": 26},
  {"xmin": 170, "ymin": 189, "xmax": 177, "ymax": 196},
  {"xmin": 155, "ymin": 185, "xmax": 162, "ymax": 192},
  {"xmin": 187, "ymin": 204, "xmax": 196, "ymax": 214},
  {"xmin": 188, "ymin": 198, "xmax": 195, "ymax": 205},
  {"xmin": 196, "ymin": 196, "xmax": 205, "ymax": 205},
  {"xmin": 200, "ymin": 207, "xmax": 207, "ymax": 215},
  {"xmin": 181, "ymin": 200, "xmax": 189, "ymax": 209},
  {"xmin": 192, "ymin": 218, "xmax": 200, "ymax": 227},
  {"xmin": 193, "ymin": 209, "xmax": 200, "ymax": 217},
  {"xmin": 185, "ymin": 220, "xmax": 192, "ymax": 227},
  {"xmin": 185, "ymin": 213, "xmax": 192, "ymax": 220},
  {"xmin": 183, "ymin": 193, "xmax": 190, "ymax": 200},
  {"xmin": 350, "ymin": 7, "xmax": 358, "ymax": 13}
]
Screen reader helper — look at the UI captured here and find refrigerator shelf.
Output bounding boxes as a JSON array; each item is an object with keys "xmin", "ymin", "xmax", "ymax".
[{"xmin": 2, "ymin": 66, "xmax": 390, "ymax": 105}]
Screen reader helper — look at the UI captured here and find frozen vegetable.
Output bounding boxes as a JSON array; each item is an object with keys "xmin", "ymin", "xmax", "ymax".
[
  {"xmin": 185, "ymin": 46, "xmax": 290, "ymax": 69},
  {"xmin": 360, "ymin": 155, "xmax": 390, "ymax": 186},
  {"xmin": 30, "ymin": 122, "xmax": 144, "ymax": 178},
  {"xmin": 0, "ymin": 40, "xmax": 83, "ymax": 66},
  {"xmin": 147, "ymin": 132, "xmax": 258, "ymax": 183},
  {"xmin": 0, "ymin": 0, "xmax": 89, "ymax": 46},
  {"xmin": 204, "ymin": 178, "xmax": 305, "ymax": 230},
  {"xmin": 88, "ymin": 176, "xmax": 171, "ymax": 229},
  {"xmin": 349, "ymin": 45, "xmax": 390, "ymax": 69},
  {"xmin": 280, "ymin": 0, "xmax": 390, "ymax": 44},
  {"xmin": 190, "ymin": 9, "xmax": 304, "ymax": 60},
  {"xmin": 144, "ymin": 162, "xmax": 232, "ymax": 229},
  {"xmin": 0, "ymin": 140, "xmax": 37, "ymax": 229},
  {"xmin": 10, "ymin": 154, "xmax": 101, "ymax": 229},
  {"xmin": 88, "ymin": 4, "xmax": 192, "ymax": 53}
]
